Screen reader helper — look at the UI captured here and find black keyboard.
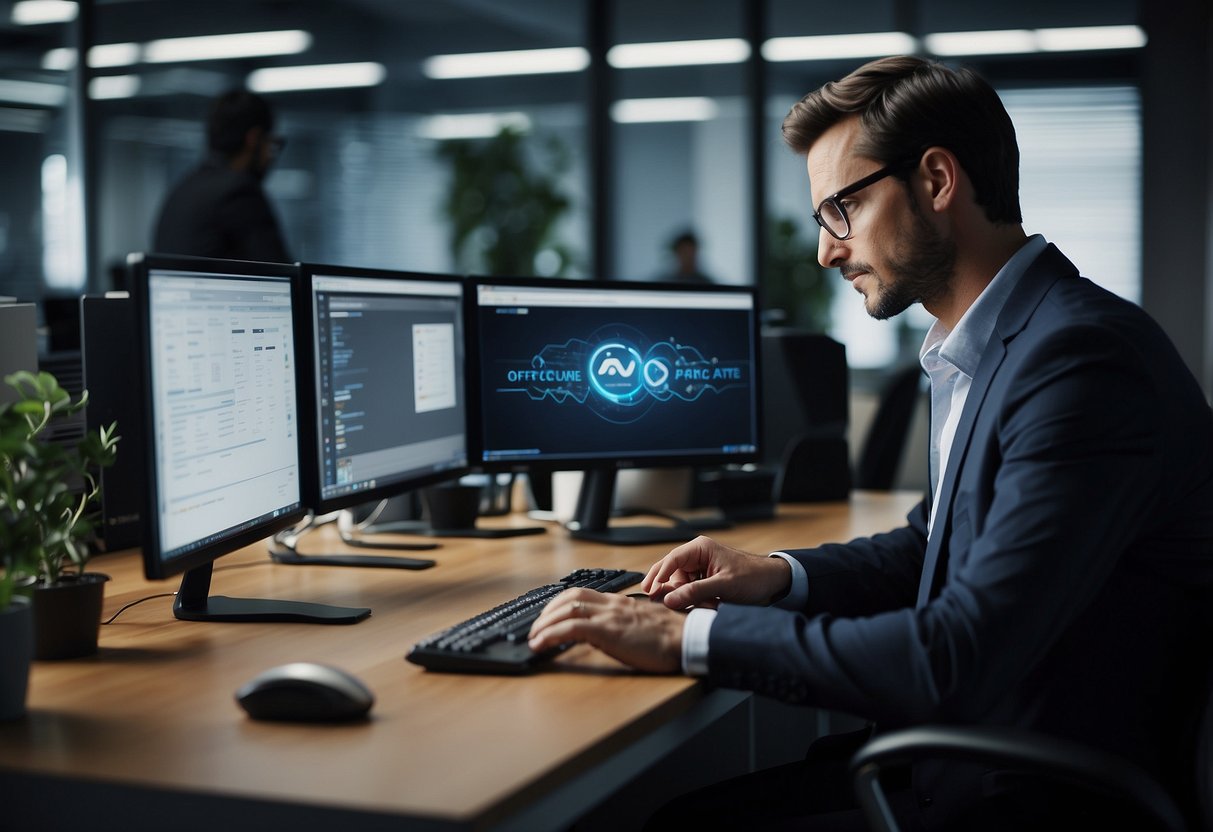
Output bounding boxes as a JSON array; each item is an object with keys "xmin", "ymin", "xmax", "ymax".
[{"xmin": 406, "ymin": 568, "xmax": 644, "ymax": 674}]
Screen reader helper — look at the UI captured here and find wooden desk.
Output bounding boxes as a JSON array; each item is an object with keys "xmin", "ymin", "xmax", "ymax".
[{"xmin": 0, "ymin": 492, "xmax": 919, "ymax": 832}]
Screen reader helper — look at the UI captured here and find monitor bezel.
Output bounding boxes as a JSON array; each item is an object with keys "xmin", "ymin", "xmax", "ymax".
[
  {"xmin": 131, "ymin": 252, "xmax": 307, "ymax": 581},
  {"xmin": 294, "ymin": 262, "xmax": 471, "ymax": 515},
  {"xmin": 464, "ymin": 274, "xmax": 764, "ymax": 474}
]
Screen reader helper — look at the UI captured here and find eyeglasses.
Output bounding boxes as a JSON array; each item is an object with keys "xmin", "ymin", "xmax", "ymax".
[{"xmin": 812, "ymin": 157, "xmax": 918, "ymax": 241}]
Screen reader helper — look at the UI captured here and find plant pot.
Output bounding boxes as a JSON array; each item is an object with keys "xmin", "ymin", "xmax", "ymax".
[
  {"xmin": 29, "ymin": 573, "xmax": 110, "ymax": 660},
  {"xmin": 0, "ymin": 595, "xmax": 34, "ymax": 719}
]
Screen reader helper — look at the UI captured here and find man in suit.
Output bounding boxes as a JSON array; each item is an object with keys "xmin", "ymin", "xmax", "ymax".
[
  {"xmin": 528, "ymin": 55, "xmax": 1213, "ymax": 829},
  {"xmin": 153, "ymin": 89, "xmax": 290, "ymax": 263}
]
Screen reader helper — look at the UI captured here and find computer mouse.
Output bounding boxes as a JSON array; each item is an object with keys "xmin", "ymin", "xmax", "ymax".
[{"xmin": 235, "ymin": 662, "xmax": 374, "ymax": 723}]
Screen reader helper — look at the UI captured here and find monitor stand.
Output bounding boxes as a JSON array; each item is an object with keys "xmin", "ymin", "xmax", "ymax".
[
  {"xmin": 268, "ymin": 512, "xmax": 438, "ymax": 570},
  {"xmin": 361, "ymin": 484, "xmax": 547, "ymax": 539},
  {"xmin": 172, "ymin": 562, "xmax": 370, "ymax": 623},
  {"xmin": 567, "ymin": 469, "xmax": 709, "ymax": 546}
]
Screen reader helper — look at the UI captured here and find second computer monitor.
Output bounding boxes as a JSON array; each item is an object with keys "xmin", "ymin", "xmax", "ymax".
[
  {"xmin": 296, "ymin": 264, "xmax": 469, "ymax": 514},
  {"xmin": 468, "ymin": 277, "xmax": 761, "ymax": 543}
]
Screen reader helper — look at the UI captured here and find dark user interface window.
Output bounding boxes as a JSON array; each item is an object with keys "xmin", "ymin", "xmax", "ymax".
[
  {"xmin": 311, "ymin": 275, "xmax": 466, "ymax": 501},
  {"xmin": 475, "ymin": 283, "xmax": 759, "ymax": 464}
]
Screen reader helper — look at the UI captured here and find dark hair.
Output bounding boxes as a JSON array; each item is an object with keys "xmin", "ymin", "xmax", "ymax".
[
  {"xmin": 670, "ymin": 230, "xmax": 698, "ymax": 250},
  {"xmin": 782, "ymin": 56, "xmax": 1021, "ymax": 224},
  {"xmin": 207, "ymin": 89, "xmax": 274, "ymax": 157}
]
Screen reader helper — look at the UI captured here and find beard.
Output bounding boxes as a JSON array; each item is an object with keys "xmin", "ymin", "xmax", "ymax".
[{"xmin": 845, "ymin": 200, "xmax": 956, "ymax": 321}]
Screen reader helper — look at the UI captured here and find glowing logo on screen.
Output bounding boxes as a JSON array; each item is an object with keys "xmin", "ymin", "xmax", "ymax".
[
  {"xmin": 589, "ymin": 343, "xmax": 644, "ymax": 403},
  {"xmin": 597, "ymin": 357, "xmax": 636, "ymax": 377}
]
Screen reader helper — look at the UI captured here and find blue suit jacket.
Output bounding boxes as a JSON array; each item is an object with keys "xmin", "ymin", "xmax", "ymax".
[{"xmin": 708, "ymin": 245, "xmax": 1213, "ymax": 818}]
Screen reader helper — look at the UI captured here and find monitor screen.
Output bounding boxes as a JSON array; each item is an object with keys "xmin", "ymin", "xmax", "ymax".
[
  {"xmin": 297, "ymin": 264, "xmax": 468, "ymax": 514},
  {"xmin": 132, "ymin": 253, "xmax": 367, "ymax": 623},
  {"xmin": 468, "ymin": 277, "xmax": 761, "ymax": 544}
]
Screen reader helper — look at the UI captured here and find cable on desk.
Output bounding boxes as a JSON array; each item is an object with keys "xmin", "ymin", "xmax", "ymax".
[
  {"xmin": 103, "ymin": 558, "xmax": 276, "ymax": 624},
  {"xmin": 102, "ymin": 592, "xmax": 176, "ymax": 624}
]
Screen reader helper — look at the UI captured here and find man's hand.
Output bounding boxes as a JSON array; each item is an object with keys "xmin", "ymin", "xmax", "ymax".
[
  {"xmin": 527, "ymin": 588, "xmax": 685, "ymax": 673},
  {"xmin": 642, "ymin": 536, "xmax": 792, "ymax": 610}
]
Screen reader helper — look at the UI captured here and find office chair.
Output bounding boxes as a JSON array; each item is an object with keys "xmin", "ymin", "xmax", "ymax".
[
  {"xmin": 849, "ymin": 668, "xmax": 1213, "ymax": 832},
  {"xmin": 854, "ymin": 364, "xmax": 924, "ymax": 491}
]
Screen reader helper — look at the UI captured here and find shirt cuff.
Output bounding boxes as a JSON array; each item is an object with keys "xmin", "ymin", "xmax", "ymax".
[
  {"xmin": 770, "ymin": 552, "xmax": 808, "ymax": 609},
  {"xmin": 681, "ymin": 607, "xmax": 717, "ymax": 676}
]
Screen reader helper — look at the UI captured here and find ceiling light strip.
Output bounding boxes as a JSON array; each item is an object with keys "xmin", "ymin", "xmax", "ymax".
[
  {"xmin": 611, "ymin": 97, "xmax": 718, "ymax": 124},
  {"xmin": 423, "ymin": 47, "xmax": 589, "ymax": 79},
  {"xmin": 144, "ymin": 30, "xmax": 312, "ymax": 64},
  {"xmin": 12, "ymin": 0, "xmax": 77, "ymax": 25},
  {"xmin": 417, "ymin": 112, "xmax": 532, "ymax": 140},
  {"xmin": 762, "ymin": 32, "xmax": 919, "ymax": 61},
  {"xmin": 607, "ymin": 38, "xmax": 749, "ymax": 68},
  {"xmin": 1036, "ymin": 25, "xmax": 1147, "ymax": 52},
  {"xmin": 247, "ymin": 62, "xmax": 386, "ymax": 93}
]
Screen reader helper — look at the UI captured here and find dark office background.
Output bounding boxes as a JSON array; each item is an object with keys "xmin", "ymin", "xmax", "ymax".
[{"xmin": 0, "ymin": 0, "xmax": 1208, "ymax": 392}]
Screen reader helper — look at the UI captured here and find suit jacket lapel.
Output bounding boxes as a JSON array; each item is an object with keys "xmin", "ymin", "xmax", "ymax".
[{"xmin": 915, "ymin": 244, "xmax": 1078, "ymax": 608}]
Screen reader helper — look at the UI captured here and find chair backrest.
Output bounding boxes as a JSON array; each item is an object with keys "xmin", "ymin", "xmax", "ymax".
[
  {"xmin": 1195, "ymin": 662, "xmax": 1213, "ymax": 830},
  {"xmin": 855, "ymin": 364, "xmax": 923, "ymax": 490}
]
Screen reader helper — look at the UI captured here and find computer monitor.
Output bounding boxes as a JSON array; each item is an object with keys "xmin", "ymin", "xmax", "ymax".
[
  {"xmin": 467, "ymin": 277, "xmax": 762, "ymax": 544},
  {"xmin": 130, "ymin": 252, "xmax": 369, "ymax": 623},
  {"xmin": 297, "ymin": 264, "xmax": 468, "ymax": 512},
  {"xmin": 295, "ymin": 263, "xmax": 543, "ymax": 545}
]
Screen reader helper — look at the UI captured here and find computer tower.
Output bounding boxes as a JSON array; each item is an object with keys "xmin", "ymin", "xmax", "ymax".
[
  {"xmin": 81, "ymin": 294, "xmax": 143, "ymax": 551},
  {"xmin": 760, "ymin": 329, "xmax": 851, "ymax": 501},
  {"xmin": 0, "ymin": 302, "xmax": 38, "ymax": 405}
]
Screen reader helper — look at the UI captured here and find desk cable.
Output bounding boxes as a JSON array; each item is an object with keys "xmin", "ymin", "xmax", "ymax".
[
  {"xmin": 102, "ymin": 593, "xmax": 176, "ymax": 624},
  {"xmin": 101, "ymin": 560, "xmax": 272, "ymax": 624}
]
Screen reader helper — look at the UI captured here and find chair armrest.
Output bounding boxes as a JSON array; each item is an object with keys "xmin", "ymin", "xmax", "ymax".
[{"xmin": 849, "ymin": 725, "xmax": 1186, "ymax": 832}]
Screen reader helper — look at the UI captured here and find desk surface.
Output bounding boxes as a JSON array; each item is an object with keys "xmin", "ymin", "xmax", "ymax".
[{"xmin": 0, "ymin": 492, "xmax": 919, "ymax": 831}]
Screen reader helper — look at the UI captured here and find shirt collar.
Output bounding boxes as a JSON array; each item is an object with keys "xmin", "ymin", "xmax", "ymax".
[{"xmin": 919, "ymin": 234, "xmax": 1048, "ymax": 378}]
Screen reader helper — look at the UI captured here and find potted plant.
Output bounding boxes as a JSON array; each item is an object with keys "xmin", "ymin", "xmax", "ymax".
[
  {"xmin": 763, "ymin": 214, "xmax": 834, "ymax": 332},
  {"xmin": 0, "ymin": 370, "xmax": 119, "ymax": 661},
  {"xmin": 437, "ymin": 126, "xmax": 576, "ymax": 277},
  {"xmin": 0, "ymin": 572, "xmax": 32, "ymax": 719}
]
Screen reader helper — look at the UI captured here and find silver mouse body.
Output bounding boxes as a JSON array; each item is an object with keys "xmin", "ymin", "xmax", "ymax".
[{"xmin": 236, "ymin": 662, "xmax": 374, "ymax": 722}]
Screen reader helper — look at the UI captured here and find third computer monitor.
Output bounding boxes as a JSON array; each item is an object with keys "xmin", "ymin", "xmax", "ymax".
[
  {"xmin": 467, "ymin": 277, "xmax": 761, "ymax": 544},
  {"xmin": 296, "ymin": 263, "xmax": 469, "ymax": 515}
]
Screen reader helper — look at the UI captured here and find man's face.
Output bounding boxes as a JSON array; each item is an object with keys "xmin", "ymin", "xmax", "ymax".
[{"xmin": 806, "ymin": 118, "xmax": 955, "ymax": 320}]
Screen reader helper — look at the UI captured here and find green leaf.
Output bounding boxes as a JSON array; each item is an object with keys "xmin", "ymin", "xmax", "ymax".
[{"xmin": 0, "ymin": 370, "xmax": 110, "ymax": 580}]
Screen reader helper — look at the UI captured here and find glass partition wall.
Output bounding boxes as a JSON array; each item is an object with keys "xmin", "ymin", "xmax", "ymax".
[{"xmin": 0, "ymin": 0, "xmax": 1174, "ymax": 378}]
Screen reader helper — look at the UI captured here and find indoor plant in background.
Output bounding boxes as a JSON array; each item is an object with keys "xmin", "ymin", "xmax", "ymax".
[
  {"xmin": 438, "ymin": 125, "xmax": 576, "ymax": 278},
  {"xmin": 764, "ymin": 214, "xmax": 834, "ymax": 332},
  {"xmin": 0, "ymin": 370, "xmax": 119, "ymax": 662}
]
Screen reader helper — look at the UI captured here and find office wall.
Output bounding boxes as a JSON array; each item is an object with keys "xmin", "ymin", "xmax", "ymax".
[{"xmin": 2, "ymin": 0, "xmax": 1208, "ymax": 394}]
